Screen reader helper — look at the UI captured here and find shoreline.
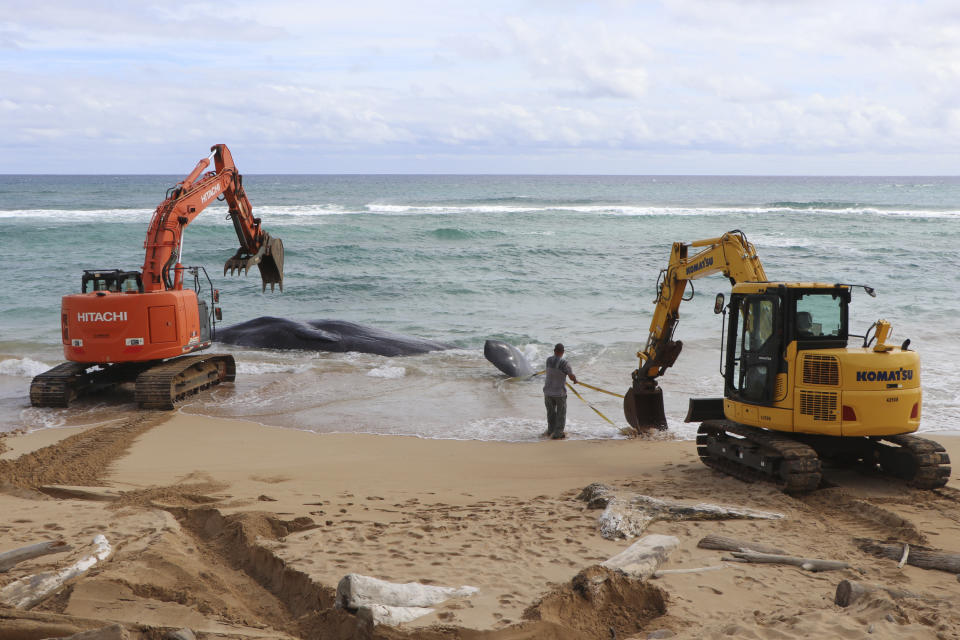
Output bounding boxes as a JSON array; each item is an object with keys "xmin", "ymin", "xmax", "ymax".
[
  {"xmin": 5, "ymin": 406, "xmax": 960, "ymax": 458},
  {"xmin": 0, "ymin": 413, "xmax": 958, "ymax": 639}
]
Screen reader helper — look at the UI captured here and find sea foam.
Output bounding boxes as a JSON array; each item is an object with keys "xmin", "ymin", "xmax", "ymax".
[
  {"xmin": 0, "ymin": 358, "xmax": 51, "ymax": 378},
  {"xmin": 367, "ymin": 366, "xmax": 406, "ymax": 379}
]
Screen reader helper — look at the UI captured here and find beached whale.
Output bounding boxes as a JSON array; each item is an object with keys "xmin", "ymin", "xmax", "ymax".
[
  {"xmin": 217, "ymin": 317, "xmax": 453, "ymax": 356},
  {"xmin": 484, "ymin": 339, "xmax": 535, "ymax": 377}
]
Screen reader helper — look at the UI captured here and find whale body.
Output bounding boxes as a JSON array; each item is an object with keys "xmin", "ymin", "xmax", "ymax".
[
  {"xmin": 484, "ymin": 339, "xmax": 535, "ymax": 377},
  {"xmin": 217, "ymin": 317, "xmax": 453, "ymax": 356}
]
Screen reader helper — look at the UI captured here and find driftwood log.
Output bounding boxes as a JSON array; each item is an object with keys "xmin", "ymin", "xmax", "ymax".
[
  {"xmin": 0, "ymin": 617, "xmax": 84, "ymax": 640},
  {"xmin": 0, "ymin": 606, "xmax": 117, "ymax": 640},
  {"xmin": 834, "ymin": 579, "xmax": 942, "ymax": 607},
  {"xmin": 335, "ymin": 573, "xmax": 478, "ymax": 626},
  {"xmin": 0, "ymin": 541, "xmax": 72, "ymax": 573},
  {"xmin": 724, "ymin": 550, "xmax": 850, "ymax": 572},
  {"xmin": 856, "ymin": 538, "xmax": 960, "ymax": 574},
  {"xmin": 37, "ymin": 486, "xmax": 121, "ymax": 502},
  {"xmin": 0, "ymin": 535, "xmax": 112, "ymax": 609},
  {"xmin": 578, "ymin": 483, "xmax": 784, "ymax": 540},
  {"xmin": 697, "ymin": 534, "xmax": 786, "ymax": 555},
  {"xmin": 601, "ymin": 534, "xmax": 680, "ymax": 580}
]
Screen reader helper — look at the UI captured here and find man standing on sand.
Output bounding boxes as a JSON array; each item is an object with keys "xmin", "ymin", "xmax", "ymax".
[{"xmin": 543, "ymin": 343, "xmax": 577, "ymax": 439}]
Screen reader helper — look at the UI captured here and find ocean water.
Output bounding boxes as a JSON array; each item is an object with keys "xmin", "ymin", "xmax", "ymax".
[{"xmin": 1, "ymin": 174, "xmax": 958, "ymax": 441}]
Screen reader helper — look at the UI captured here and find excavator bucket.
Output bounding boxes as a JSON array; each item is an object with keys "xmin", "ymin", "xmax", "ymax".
[
  {"xmin": 623, "ymin": 383, "xmax": 668, "ymax": 431},
  {"xmin": 257, "ymin": 236, "xmax": 284, "ymax": 292},
  {"xmin": 224, "ymin": 234, "xmax": 285, "ymax": 292}
]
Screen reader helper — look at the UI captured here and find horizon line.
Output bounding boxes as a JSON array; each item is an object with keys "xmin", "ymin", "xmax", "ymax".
[{"xmin": 2, "ymin": 172, "xmax": 959, "ymax": 178}]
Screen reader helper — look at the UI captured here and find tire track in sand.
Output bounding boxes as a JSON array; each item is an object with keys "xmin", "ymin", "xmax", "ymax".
[{"xmin": 0, "ymin": 412, "xmax": 168, "ymax": 488}]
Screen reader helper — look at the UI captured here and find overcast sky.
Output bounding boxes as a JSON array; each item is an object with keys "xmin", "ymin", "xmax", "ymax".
[{"xmin": 5, "ymin": 0, "xmax": 960, "ymax": 174}]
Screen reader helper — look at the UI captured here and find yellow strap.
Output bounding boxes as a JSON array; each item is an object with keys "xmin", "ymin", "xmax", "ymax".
[
  {"xmin": 567, "ymin": 382, "xmax": 617, "ymax": 426},
  {"xmin": 574, "ymin": 381, "xmax": 624, "ymax": 399}
]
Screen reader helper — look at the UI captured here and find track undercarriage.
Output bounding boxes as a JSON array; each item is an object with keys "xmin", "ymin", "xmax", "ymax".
[
  {"xmin": 696, "ymin": 420, "xmax": 951, "ymax": 492},
  {"xmin": 30, "ymin": 354, "xmax": 236, "ymax": 410}
]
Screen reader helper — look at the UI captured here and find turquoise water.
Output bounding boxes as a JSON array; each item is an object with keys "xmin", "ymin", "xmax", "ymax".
[{"xmin": 1, "ymin": 175, "xmax": 958, "ymax": 439}]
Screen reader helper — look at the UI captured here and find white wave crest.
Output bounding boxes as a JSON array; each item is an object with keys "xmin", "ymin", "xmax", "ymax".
[
  {"xmin": 367, "ymin": 365, "xmax": 406, "ymax": 378},
  {"xmin": 0, "ymin": 358, "xmax": 51, "ymax": 377},
  {"xmin": 366, "ymin": 204, "xmax": 542, "ymax": 215},
  {"xmin": 248, "ymin": 204, "xmax": 351, "ymax": 218},
  {"xmin": 0, "ymin": 208, "xmax": 155, "ymax": 221},
  {"xmin": 748, "ymin": 234, "xmax": 819, "ymax": 248},
  {"xmin": 235, "ymin": 361, "xmax": 313, "ymax": 375},
  {"xmin": 0, "ymin": 203, "xmax": 350, "ymax": 222},
  {"xmin": 522, "ymin": 344, "xmax": 540, "ymax": 366},
  {"xmin": 462, "ymin": 416, "xmax": 627, "ymax": 442},
  {"xmin": 5, "ymin": 204, "xmax": 958, "ymax": 221},
  {"xmin": 359, "ymin": 203, "xmax": 960, "ymax": 218},
  {"xmin": 16, "ymin": 407, "xmax": 67, "ymax": 430}
]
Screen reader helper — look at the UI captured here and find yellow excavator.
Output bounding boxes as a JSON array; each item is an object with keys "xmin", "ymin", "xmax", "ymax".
[{"xmin": 625, "ymin": 230, "xmax": 950, "ymax": 492}]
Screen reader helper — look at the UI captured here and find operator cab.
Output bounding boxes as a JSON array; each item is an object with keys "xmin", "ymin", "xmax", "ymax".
[
  {"xmin": 722, "ymin": 284, "xmax": 850, "ymax": 406},
  {"xmin": 81, "ymin": 270, "xmax": 143, "ymax": 294}
]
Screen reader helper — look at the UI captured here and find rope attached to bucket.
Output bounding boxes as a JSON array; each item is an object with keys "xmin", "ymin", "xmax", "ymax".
[{"xmin": 566, "ymin": 382, "xmax": 619, "ymax": 426}]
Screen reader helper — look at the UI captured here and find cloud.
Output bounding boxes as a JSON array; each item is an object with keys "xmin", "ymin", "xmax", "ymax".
[
  {"xmin": 503, "ymin": 15, "xmax": 651, "ymax": 99},
  {"xmin": 3, "ymin": 0, "xmax": 286, "ymax": 44},
  {"xmin": 4, "ymin": 0, "xmax": 960, "ymax": 172},
  {"xmin": 692, "ymin": 74, "xmax": 789, "ymax": 104}
]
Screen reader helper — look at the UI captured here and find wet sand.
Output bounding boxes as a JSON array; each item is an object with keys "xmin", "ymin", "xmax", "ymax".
[{"xmin": 1, "ymin": 412, "xmax": 959, "ymax": 639}]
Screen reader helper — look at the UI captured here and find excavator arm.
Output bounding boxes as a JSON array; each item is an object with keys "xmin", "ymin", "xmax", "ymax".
[
  {"xmin": 626, "ymin": 230, "xmax": 766, "ymax": 430},
  {"xmin": 141, "ymin": 144, "xmax": 284, "ymax": 293}
]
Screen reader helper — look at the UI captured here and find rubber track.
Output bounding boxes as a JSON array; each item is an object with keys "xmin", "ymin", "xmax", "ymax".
[
  {"xmin": 880, "ymin": 434, "xmax": 951, "ymax": 489},
  {"xmin": 696, "ymin": 422, "xmax": 951, "ymax": 493},
  {"xmin": 29, "ymin": 361, "xmax": 91, "ymax": 407},
  {"xmin": 135, "ymin": 354, "xmax": 236, "ymax": 410},
  {"xmin": 697, "ymin": 420, "xmax": 822, "ymax": 493}
]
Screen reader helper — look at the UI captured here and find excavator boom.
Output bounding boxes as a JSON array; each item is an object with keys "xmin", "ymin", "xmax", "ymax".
[
  {"xmin": 142, "ymin": 144, "xmax": 284, "ymax": 293},
  {"xmin": 626, "ymin": 230, "xmax": 764, "ymax": 430}
]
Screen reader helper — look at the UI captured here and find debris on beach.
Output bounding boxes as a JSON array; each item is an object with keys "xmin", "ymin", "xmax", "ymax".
[
  {"xmin": 0, "ymin": 539, "xmax": 73, "ymax": 573},
  {"xmin": 578, "ymin": 482, "xmax": 784, "ymax": 540},
  {"xmin": 336, "ymin": 573, "xmax": 478, "ymax": 626},
  {"xmin": 0, "ymin": 535, "xmax": 112, "ymax": 609},
  {"xmin": 601, "ymin": 533, "xmax": 680, "ymax": 580}
]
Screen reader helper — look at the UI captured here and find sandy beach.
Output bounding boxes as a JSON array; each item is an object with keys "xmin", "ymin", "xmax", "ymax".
[{"xmin": 1, "ymin": 413, "xmax": 959, "ymax": 640}]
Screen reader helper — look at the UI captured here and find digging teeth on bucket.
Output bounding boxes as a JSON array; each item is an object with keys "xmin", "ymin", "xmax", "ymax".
[{"xmin": 224, "ymin": 233, "xmax": 284, "ymax": 292}]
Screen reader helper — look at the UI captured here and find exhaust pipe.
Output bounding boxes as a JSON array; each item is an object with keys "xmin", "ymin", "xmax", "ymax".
[{"xmin": 224, "ymin": 232, "xmax": 285, "ymax": 292}]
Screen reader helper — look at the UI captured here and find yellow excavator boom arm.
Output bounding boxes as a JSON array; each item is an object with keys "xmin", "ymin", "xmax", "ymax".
[{"xmin": 639, "ymin": 230, "xmax": 766, "ymax": 379}]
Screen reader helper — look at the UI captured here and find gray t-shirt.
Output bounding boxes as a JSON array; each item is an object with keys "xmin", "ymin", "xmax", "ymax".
[{"xmin": 543, "ymin": 355, "xmax": 573, "ymax": 397}]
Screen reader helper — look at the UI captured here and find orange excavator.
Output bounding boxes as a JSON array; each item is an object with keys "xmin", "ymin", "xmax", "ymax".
[{"xmin": 30, "ymin": 144, "xmax": 284, "ymax": 410}]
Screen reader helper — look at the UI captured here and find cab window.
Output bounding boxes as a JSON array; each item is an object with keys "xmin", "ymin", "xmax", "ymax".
[
  {"xmin": 796, "ymin": 293, "xmax": 843, "ymax": 338},
  {"xmin": 744, "ymin": 298, "xmax": 776, "ymax": 352},
  {"xmin": 730, "ymin": 295, "xmax": 780, "ymax": 402}
]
